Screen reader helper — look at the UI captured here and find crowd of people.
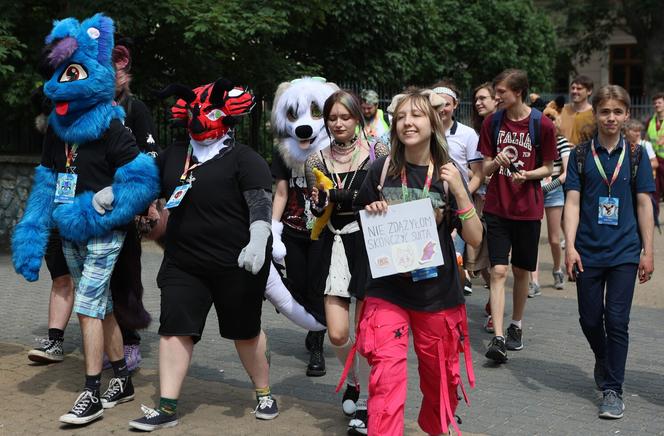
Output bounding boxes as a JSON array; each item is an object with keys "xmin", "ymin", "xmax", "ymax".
[{"xmin": 10, "ymin": 12, "xmax": 660, "ymax": 436}]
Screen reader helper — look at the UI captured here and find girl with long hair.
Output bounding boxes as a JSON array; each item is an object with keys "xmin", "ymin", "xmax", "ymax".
[
  {"xmin": 353, "ymin": 87, "xmax": 482, "ymax": 435},
  {"xmin": 305, "ymin": 90, "xmax": 389, "ymax": 434}
]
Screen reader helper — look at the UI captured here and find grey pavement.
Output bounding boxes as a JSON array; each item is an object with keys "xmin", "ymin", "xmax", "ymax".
[{"xmin": 1, "ymin": 224, "xmax": 663, "ymax": 435}]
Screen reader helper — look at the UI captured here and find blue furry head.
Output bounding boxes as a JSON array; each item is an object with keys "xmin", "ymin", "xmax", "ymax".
[{"xmin": 43, "ymin": 13, "xmax": 124, "ymax": 143}]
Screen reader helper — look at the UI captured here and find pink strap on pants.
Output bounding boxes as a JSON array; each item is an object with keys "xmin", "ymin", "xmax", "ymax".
[{"xmin": 342, "ymin": 297, "xmax": 474, "ymax": 436}]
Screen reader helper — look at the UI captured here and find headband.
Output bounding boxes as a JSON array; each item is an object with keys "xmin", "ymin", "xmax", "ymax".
[
  {"xmin": 386, "ymin": 89, "xmax": 445, "ymax": 114},
  {"xmin": 431, "ymin": 86, "xmax": 457, "ymax": 102}
]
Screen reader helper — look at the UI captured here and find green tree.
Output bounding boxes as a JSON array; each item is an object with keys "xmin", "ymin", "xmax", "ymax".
[{"xmin": 549, "ymin": 0, "xmax": 664, "ymax": 95}]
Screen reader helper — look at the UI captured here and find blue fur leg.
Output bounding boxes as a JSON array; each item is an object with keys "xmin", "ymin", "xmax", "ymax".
[
  {"xmin": 11, "ymin": 165, "xmax": 57, "ymax": 281},
  {"xmin": 53, "ymin": 153, "xmax": 159, "ymax": 242}
]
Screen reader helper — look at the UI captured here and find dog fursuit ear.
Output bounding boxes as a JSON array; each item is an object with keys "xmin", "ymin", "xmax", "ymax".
[
  {"xmin": 53, "ymin": 153, "xmax": 160, "ymax": 242},
  {"xmin": 11, "ymin": 166, "xmax": 57, "ymax": 281}
]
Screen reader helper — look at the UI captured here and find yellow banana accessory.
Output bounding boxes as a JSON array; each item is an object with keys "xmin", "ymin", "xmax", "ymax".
[{"xmin": 311, "ymin": 168, "xmax": 334, "ymax": 240}]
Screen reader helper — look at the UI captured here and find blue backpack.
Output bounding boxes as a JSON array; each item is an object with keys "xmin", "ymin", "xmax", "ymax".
[{"xmin": 490, "ymin": 108, "xmax": 543, "ymax": 166}]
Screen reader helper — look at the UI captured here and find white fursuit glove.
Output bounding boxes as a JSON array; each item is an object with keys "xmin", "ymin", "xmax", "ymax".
[
  {"xmin": 238, "ymin": 220, "xmax": 272, "ymax": 275},
  {"xmin": 271, "ymin": 219, "xmax": 287, "ymax": 262},
  {"xmin": 92, "ymin": 186, "xmax": 114, "ymax": 215}
]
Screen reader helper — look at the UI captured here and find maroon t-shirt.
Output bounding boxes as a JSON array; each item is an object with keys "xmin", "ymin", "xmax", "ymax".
[{"xmin": 478, "ymin": 111, "xmax": 558, "ymax": 220}]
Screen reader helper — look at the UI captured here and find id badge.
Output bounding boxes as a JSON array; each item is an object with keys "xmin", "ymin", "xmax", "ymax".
[
  {"xmin": 411, "ymin": 266, "xmax": 438, "ymax": 282},
  {"xmin": 598, "ymin": 196, "xmax": 619, "ymax": 226},
  {"xmin": 165, "ymin": 184, "xmax": 191, "ymax": 209},
  {"xmin": 54, "ymin": 173, "xmax": 77, "ymax": 203}
]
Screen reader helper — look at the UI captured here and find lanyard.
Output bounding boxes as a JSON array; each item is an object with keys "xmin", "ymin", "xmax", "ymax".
[
  {"xmin": 65, "ymin": 143, "xmax": 78, "ymax": 172},
  {"xmin": 179, "ymin": 143, "xmax": 203, "ymax": 183},
  {"xmin": 401, "ymin": 161, "xmax": 434, "ymax": 202},
  {"xmin": 590, "ymin": 139, "xmax": 626, "ymax": 197}
]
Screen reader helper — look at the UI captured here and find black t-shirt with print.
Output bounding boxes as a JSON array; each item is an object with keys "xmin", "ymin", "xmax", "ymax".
[
  {"xmin": 271, "ymin": 150, "xmax": 310, "ymax": 234},
  {"xmin": 40, "ymin": 119, "xmax": 139, "ymax": 194},
  {"xmin": 354, "ymin": 156, "xmax": 465, "ymax": 312},
  {"xmin": 158, "ymin": 141, "xmax": 273, "ymax": 272}
]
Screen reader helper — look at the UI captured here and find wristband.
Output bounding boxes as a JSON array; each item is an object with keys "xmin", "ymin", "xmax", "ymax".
[
  {"xmin": 459, "ymin": 207, "xmax": 477, "ymax": 221},
  {"xmin": 542, "ymin": 177, "xmax": 562, "ymax": 193},
  {"xmin": 456, "ymin": 205, "xmax": 473, "ymax": 215}
]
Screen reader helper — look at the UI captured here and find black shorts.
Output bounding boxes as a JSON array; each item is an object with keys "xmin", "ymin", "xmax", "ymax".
[
  {"xmin": 484, "ymin": 213, "xmax": 541, "ymax": 271},
  {"xmin": 44, "ymin": 230, "xmax": 70, "ymax": 280},
  {"xmin": 157, "ymin": 256, "xmax": 268, "ymax": 342}
]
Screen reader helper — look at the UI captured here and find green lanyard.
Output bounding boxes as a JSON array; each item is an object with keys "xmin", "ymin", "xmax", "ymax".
[
  {"xmin": 590, "ymin": 139, "xmax": 626, "ymax": 198},
  {"xmin": 401, "ymin": 161, "xmax": 434, "ymax": 202}
]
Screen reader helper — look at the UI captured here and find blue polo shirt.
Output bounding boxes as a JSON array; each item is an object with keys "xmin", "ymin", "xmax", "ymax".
[{"xmin": 565, "ymin": 136, "xmax": 654, "ymax": 267}]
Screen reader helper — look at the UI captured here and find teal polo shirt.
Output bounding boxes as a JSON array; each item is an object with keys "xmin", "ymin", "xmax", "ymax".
[{"xmin": 564, "ymin": 136, "xmax": 654, "ymax": 267}]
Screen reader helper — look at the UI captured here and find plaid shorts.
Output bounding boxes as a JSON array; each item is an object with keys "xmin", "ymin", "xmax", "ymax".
[{"xmin": 62, "ymin": 231, "xmax": 125, "ymax": 319}]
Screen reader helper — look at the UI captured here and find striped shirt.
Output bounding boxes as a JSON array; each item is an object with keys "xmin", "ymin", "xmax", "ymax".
[{"xmin": 553, "ymin": 135, "xmax": 571, "ymax": 177}]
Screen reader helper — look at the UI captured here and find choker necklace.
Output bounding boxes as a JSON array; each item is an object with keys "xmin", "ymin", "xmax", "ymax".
[
  {"xmin": 331, "ymin": 136, "xmax": 359, "ymax": 164},
  {"xmin": 333, "ymin": 135, "xmax": 358, "ymax": 150}
]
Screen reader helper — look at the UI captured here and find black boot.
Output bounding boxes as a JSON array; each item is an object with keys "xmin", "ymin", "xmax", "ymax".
[{"xmin": 306, "ymin": 330, "xmax": 326, "ymax": 377}]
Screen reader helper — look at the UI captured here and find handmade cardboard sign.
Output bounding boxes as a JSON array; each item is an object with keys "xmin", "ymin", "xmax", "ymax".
[{"xmin": 360, "ymin": 198, "xmax": 443, "ymax": 278}]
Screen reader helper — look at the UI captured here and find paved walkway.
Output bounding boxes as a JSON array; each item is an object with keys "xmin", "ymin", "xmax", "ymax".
[{"xmin": 1, "ymin": 223, "xmax": 663, "ymax": 435}]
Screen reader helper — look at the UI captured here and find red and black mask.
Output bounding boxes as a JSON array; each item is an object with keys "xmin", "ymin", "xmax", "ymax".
[{"xmin": 158, "ymin": 78, "xmax": 254, "ymax": 142}]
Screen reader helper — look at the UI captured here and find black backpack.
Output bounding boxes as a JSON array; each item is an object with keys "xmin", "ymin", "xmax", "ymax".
[{"xmin": 490, "ymin": 108, "xmax": 543, "ymax": 166}]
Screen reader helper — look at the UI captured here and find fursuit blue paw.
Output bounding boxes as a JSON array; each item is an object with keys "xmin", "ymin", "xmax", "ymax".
[
  {"xmin": 11, "ymin": 165, "xmax": 56, "ymax": 281},
  {"xmin": 11, "ymin": 223, "xmax": 45, "ymax": 282},
  {"xmin": 52, "ymin": 191, "xmax": 105, "ymax": 242},
  {"xmin": 98, "ymin": 153, "xmax": 160, "ymax": 229}
]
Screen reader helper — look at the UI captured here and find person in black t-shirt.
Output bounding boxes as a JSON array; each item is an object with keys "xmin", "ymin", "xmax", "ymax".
[
  {"xmin": 306, "ymin": 90, "xmax": 389, "ymax": 433},
  {"xmin": 270, "ymin": 77, "xmax": 338, "ymax": 378},
  {"xmin": 353, "ymin": 88, "xmax": 483, "ymax": 436},
  {"xmin": 104, "ymin": 43, "xmax": 159, "ymax": 372},
  {"xmin": 12, "ymin": 16, "xmax": 160, "ymax": 426},
  {"xmin": 130, "ymin": 79, "xmax": 277, "ymax": 431}
]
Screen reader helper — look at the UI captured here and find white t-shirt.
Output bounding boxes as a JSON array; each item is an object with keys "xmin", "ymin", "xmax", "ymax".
[
  {"xmin": 445, "ymin": 120, "xmax": 482, "ymax": 183},
  {"xmin": 640, "ymin": 139, "xmax": 656, "ymax": 160}
]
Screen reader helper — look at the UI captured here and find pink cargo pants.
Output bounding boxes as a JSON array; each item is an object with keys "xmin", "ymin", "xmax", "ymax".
[{"xmin": 347, "ymin": 297, "xmax": 474, "ymax": 436}]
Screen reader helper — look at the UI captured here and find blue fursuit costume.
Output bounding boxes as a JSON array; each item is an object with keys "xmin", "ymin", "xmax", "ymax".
[{"xmin": 12, "ymin": 13, "xmax": 159, "ymax": 315}]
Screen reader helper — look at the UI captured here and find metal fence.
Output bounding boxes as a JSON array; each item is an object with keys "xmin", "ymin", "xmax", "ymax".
[{"xmin": 0, "ymin": 92, "xmax": 657, "ymax": 159}]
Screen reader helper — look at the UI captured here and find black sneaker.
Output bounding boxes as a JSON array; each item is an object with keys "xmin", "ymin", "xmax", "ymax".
[
  {"xmin": 59, "ymin": 389, "xmax": 103, "ymax": 425},
  {"xmin": 101, "ymin": 376, "xmax": 135, "ymax": 408},
  {"xmin": 347, "ymin": 398, "xmax": 367, "ymax": 435},
  {"xmin": 505, "ymin": 324, "xmax": 523, "ymax": 351},
  {"xmin": 28, "ymin": 338, "xmax": 64, "ymax": 363},
  {"xmin": 253, "ymin": 394, "xmax": 279, "ymax": 420},
  {"xmin": 463, "ymin": 278, "xmax": 473, "ymax": 296},
  {"xmin": 342, "ymin": 383, "xmax": 360, "ymax": 417},
  {"xmin": 485, "ymin": 336, "xmax": 508, "ymax": 363},
  {"xmin": 129, "ymin": 404, "xmax": 179, "ymax": 431},
  {"xmin": 594, "ymin": 357, "xmax": 606, "ymax": 390}
]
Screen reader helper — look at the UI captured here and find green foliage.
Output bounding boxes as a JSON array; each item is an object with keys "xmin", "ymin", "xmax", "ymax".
[
  {"xmin": 547, "ymin": 0, "xmax": 664, "ymax": 94},
  {"xmin": 0, "ymin": 0, "xmax": 557, "ymax": 115}
]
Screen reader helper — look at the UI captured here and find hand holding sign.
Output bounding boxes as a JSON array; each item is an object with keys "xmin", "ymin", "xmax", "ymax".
[{"xmin": 360, "ymin": 198, "xmax": 444, "ymax": 278}]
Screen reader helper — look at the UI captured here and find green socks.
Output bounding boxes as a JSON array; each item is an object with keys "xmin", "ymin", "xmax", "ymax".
[{"xmin": 159, "ymin": 397, "xmax": 178, "ymax": 415}]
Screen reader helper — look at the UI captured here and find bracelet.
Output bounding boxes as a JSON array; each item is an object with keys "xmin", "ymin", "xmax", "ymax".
[
  {"xmin": 456, "ymin": 205, "xmax": 473, "ymax": 215},
  {"xmin": 459, "ymin": 207, "xmax": 477, "ymax": 221}
]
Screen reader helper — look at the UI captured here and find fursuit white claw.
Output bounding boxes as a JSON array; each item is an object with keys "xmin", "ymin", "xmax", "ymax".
[{"xmin": 271, "ymin": 77, "xmax": 339, "ymax": 169}]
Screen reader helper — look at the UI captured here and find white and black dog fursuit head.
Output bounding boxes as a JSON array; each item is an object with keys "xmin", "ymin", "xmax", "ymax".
[{"xmin": 271, "ymin": 77, "xmax": 338, "ymax": 168}]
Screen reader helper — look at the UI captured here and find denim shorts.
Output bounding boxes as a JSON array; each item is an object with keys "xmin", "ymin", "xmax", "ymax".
[{"xmin": 544, "ymin": 185, "xmax": 564, "ymax": 208}]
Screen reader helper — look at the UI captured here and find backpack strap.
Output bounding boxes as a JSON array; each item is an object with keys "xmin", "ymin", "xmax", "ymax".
[
  {"xmin": 575, "ymin": 141, "xmax": 589, "ymax": 200},
  {"xmin": 377, "ymin": 156, "xmax": 391, "ymax": 200},
  {"xmin": 529, "ymin": 108, "xmax": 543, "ymax": 167},
  {"xmin": 490, "ymin": 109, "xmax": 505, "ymax": 152}
]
